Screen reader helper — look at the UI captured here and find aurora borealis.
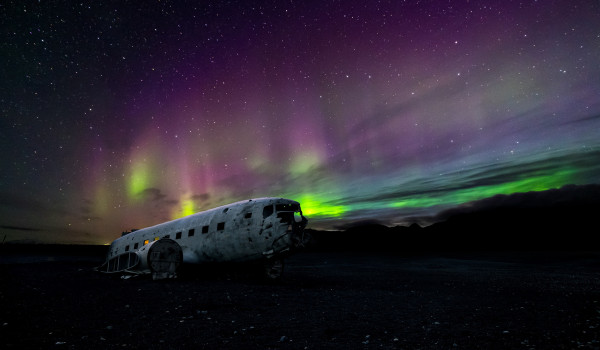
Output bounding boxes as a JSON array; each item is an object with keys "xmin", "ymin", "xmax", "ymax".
[{"xmin": 2, "ymin": 1, "xmax": 600, "ymax": 244}]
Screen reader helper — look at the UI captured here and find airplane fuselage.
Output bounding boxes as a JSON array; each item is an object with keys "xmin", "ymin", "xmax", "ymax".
[{"xmin": 105, "ymin": 198, "xmax": 308, "ymax": 269}]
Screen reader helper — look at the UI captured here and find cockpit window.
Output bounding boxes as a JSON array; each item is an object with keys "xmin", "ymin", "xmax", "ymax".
[
  {"xmin": 276, "ymin": 203, "xmax": 299, "ymax": 212},
  {"xmin": 277, "ymin": 211, "xmax": 294, "ymax": 224},
  {"xmin": 262, "ymin": 205, "xmax": 274, "ymax": 218}
]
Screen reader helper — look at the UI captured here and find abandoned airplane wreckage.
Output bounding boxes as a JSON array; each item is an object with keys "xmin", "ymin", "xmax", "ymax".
[{"xmin": 97, "ymin": 198, "xmax": 309, "ymax": 279}]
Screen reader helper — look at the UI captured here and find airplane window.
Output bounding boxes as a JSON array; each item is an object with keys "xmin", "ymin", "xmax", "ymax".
[
  {"xmin": 276, "ymin": 203, "xmax": 299, "ymax": 212},
  {"xmin": 188, "ymin": 229, "xmax": 195, "ymax": 237},
  {"xmin": 277, "ymin": 212, "xmax": 294, "ymax": 224},
  {"xmin": 125, "ymin": 245, "xmax": 129, "ymax": 252},
  {"xmin": 176, "ymin": 232, "xmax": 182, "ymax": 239},
  {"xmin": 134, "ymin": 243, "xmax": 139, "ymax": 249},
  {"xmin": 202, "ymin": 225, "xmax": 209, "ymax": 234},
  {"xmin": 263, "ymin": 205, "xmax": 274, "ymax": 218},
  {"xmin": 245, "ymin": 212, "xmax": 252, "ymax": 219},
  {"xmin": 223, "ymin": 208, "xmax": 229, "ymax": 213},
  {"xmin": 217, "ymin": 222, "xmax": 225, "ymax": 231}
]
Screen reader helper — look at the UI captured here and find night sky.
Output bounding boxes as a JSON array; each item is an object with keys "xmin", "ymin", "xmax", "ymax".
[{"xmin": 2, "ymin": 1, "xmax": 600, "ymax": 244}]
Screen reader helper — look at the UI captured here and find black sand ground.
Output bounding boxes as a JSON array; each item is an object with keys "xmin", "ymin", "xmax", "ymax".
[{"xmin": 1, "ymin": 251, "xmax": 599, "ymax": 349}]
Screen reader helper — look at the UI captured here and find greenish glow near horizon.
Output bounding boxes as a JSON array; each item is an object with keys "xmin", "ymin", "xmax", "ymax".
[
  {"xmin": 392, "ymin": 169, "xmax": 574, "ymax": 209},
  {"xmin": 295, "ymin": 168, "xmax": 576, "ymax": 221},
  {"xmin": 295, "ymin": 193, "xmax": 346, "ymax": 218},
  {"xmin": 182, "ymin": 199, "xmax": 196, "ymax": 217},
  {"xmin": 170, "ymin": 198, "xmax": 195, "ymax": 220}
]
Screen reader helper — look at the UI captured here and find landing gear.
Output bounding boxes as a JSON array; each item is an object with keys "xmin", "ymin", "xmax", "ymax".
[{"xmin": 263, "ymin": 259, "xmax": 284, "ymax": 280}]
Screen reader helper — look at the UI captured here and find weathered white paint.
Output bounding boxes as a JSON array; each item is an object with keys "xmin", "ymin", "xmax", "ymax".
[{"xmin": 102, "ymin": 198, "xmax": 308, "ymax": 274}]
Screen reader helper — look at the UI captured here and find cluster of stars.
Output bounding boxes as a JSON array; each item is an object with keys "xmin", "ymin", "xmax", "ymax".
[{"xmin": 1, "ymin": 0, "xmax": 599, "ymax": 244}]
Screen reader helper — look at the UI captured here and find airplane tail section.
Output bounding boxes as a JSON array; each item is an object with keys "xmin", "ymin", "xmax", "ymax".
[
  {"xmin": 95, "ymin": 251, "xmax": 140, "ymax": 273},
  {"xmin": 96, "ymin": 238, "xmax": 183, "ymax": 280}
]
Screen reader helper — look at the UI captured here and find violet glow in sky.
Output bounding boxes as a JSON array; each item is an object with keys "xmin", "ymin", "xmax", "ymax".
[{"xmin": 1, "ymin": 1, "xmax": 600, "ymax": 244}]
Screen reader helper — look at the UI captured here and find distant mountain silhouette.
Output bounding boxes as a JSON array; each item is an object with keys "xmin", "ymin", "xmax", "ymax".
[{"xmin": 308, "ymin": 184, "xmax": 600, "ymax": 252}]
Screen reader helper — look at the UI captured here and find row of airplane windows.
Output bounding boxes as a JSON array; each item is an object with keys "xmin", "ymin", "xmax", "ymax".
[{"xmin": 123, "ymin": 221, "xmax": 229, "ymax": 252}]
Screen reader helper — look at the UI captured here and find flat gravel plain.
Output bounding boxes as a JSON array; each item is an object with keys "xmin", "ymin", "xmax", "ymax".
[{"xmin": 1, "ymin": 251, "xmax": 599, "ymax": 349}]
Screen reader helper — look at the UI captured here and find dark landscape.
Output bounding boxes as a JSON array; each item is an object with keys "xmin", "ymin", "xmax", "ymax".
[
  {"xmin": 2, "ymin": 187, "xmax": 600, "ymax": 349},
  {"xmin": 2, "ymin": 249, "xmax": 600, "ymax": 349}
]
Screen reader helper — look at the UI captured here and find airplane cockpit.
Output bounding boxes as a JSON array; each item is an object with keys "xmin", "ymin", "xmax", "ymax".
[
  {"xmin": 261, "ymin": 201, "xmax": 306, "ymax": 227},
  {"xmin": 275, "ymin": 203, "xmax": 303, "ymax": 224},
  {"xmin": 267, "ymin": 200, "xmax": 308, "ymax": 248}
]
